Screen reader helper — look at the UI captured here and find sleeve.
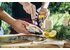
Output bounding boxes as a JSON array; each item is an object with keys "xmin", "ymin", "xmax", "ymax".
[
  {"xmin": 0, "ymin": 2, "xmax": 1, "ymax": 6},
  {"xmin": 1, "ymin": 2, "xmax": 12, "ymax": 16},
  {"xmin": 0, "ymin": 2, "xmax": 4, "ymax": 10},
  {"xmin": 0, "ymin": 2, "xmax": 2, "ymax": 10}
]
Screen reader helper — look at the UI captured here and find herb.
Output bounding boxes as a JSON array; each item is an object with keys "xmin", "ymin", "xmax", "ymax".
[{"xmin": 53, "ymin": 25, "xmax": 70, "ymax": 40}]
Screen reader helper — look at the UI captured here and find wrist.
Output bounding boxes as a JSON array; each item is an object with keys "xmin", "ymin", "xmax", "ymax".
[{"xmin": 8, "ymin": 18, "xmax": 16, "ymax": 26}]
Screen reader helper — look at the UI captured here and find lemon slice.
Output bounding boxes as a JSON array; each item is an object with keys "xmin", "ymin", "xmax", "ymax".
[{"xmin": 49, "ymin": 30, "xmax": 57, "ymax": 38}]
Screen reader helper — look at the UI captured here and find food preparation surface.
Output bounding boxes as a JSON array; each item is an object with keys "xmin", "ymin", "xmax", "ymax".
[
  {"xmin": 0, "ymin": 39, "xmax": 69, "ymax": 48},
  {"xmin": 0, "ymin": 34, "xmax": 70, "ymax": 48},
  {"xmin": 0, "ymin": 42, "xmax": 60, "ymax": 48}
]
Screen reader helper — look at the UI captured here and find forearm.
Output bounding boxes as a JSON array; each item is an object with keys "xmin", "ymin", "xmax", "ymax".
[
  {"xmin": 0, "ymin": 7, "xmax": 16, "ymax": 26},
  {"xmin": 19, "ymin": 2, "xmax": 36, "ymax": 20}
]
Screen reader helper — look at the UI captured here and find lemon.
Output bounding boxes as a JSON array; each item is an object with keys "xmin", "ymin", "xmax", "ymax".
[
  {"xmin": 49, "ymin": 30, "xmax": 57, "ymax": 38},
  {"xmin": 38, "ymin": 15, "xmax": 44, "ymax": 19},
  {"xmin": 43, "ymin": 30, "xmax": 57, "ymax": 38},
  {"xmin": 43, "ymin": 31, "xmax": 50, "ymax": 38}
]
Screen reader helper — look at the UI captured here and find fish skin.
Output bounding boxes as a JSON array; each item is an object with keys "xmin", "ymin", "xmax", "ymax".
[{"xmin": 0, "ymin": 34, "xmax": 46, "ymax": 43}]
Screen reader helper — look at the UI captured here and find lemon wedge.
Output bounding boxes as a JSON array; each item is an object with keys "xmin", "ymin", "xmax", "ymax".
[
  {"xmin": 43, "ymin": 31, "xmax": 50, "ymax": 38},
  {"xmin": 49, "ymin": 30, "xmax": 57, "ymax": 38}
]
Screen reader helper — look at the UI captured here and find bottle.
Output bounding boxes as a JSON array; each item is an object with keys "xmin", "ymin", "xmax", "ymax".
[
  {"xmin": 43, "ymin": 18, "xmax": 53, "ymax": 30},
  {"xmin": 68, "ymin": 19, "xmax": 70, "ymax": 26},
  {"xmin": 38, "ymin": 9, "xmax": 47, "ymax": 29}
]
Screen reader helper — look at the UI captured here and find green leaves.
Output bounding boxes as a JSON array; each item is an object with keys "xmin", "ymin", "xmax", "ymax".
[
  {"xmin": 48, "ymin": 2, "xmax": 70, "ymax": 13},
  {"xmin": 2, "ymin": 21, "xmax": 10, "ymax": 35},
  {"xmin": 49, "ymin": 12, "xmax": 70, "ymax": 40}
]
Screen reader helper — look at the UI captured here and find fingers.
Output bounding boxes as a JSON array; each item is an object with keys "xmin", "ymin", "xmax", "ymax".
[
  {"xmin": 12, "ymin": 23, "xmax": 29, "ymax": 34},
  {"xmin": 24, "ymin": 7, "xmax": 31, "ymax": 14},
  {"xmin": 22, "ymin": 21, "xmax": 29, "ymax": 26},
  {"xmin": 21, "ymin": 20, "xmax": 30, "ymax": 27},
  {"xmin": 16, "ymin": 24, "xmax": 32, "ymax": 35},
  {"xmin": 23, "ymin": 5, "xmax": 31, "ymax": 14},
  {"xmin": 23, "ymin": 3, "xmax": 36, "ymax": 15},
  {"xmin": 11, "ymin": 19, "xmax": 32, "ymax": 35},
  {"xmin": 40, "ymin": 8, "xmax": 47, "ymax": 13},
  {"xmin": 22, "ymin": 2, "xmax": 31, "ymax": 14},
  {"xmin": 17, "ymin": 19, "xmax": 29, "ymax": 26},
  {"xmin": 31, "ymin": 4, "xmax": 36, "ymax": 20}
]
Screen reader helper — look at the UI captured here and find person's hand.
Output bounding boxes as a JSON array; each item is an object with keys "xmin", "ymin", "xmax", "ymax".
[
  {"xmin": 19, "ymin": 2, "xmax": 37, "ymax": 23},
  {"xmin": 40, "ymin": 8, "xmax": 47, "ymax": 15},
  {"xmin": 40, "ymin": 7, "xmax": 50, "ymax": 18},
  {"xmin": 22, "ymin": 2, "xmax": 36, "ymax": 15},
  {"xmin": 11, "ymin": 19, "xmax": 32, "ymax": 35}
]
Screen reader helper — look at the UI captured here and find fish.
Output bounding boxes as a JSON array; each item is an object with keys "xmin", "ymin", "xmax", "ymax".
[
  {"xmin": 26, "ymin": 24, "xmax": 43, "ymax": 35},
  {"xmin": 0, "ymin": 25, "xmax": 46, "ymax": 44},
  {"xmin": 0, "ymin": 34, "xmax": 46, "ymax": 44}
]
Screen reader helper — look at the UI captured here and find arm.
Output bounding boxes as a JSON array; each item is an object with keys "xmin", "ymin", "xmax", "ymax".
[
  {"xmin": 0, "ymin": 7, "xmax": 16, "ymax": 26},
  {"xmin": 19, "ymin": 3, "xmax": 36, "ymax": 19},
  {"xmin": 0, "ymin": 7, "xmax": 31, "ymax": 34}
]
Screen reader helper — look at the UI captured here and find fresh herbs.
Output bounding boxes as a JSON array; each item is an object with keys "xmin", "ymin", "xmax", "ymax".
[{"xmin": 53, "ymin": 25, "xmax": 70, "ymax": 40}]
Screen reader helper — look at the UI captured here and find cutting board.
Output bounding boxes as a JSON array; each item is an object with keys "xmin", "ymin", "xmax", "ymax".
[
  {"xmin": 0, "ymin": 34, "xmax": 70, "ymax": 48},
  {"xmin": 0, "ymin": 42, "xmax": 60, "ymax": 48},
  {"xmin": 0, "ymin": 39, "xmax": 67, "ymax": 48}
]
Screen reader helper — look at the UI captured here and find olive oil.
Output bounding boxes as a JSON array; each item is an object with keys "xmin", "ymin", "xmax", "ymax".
[{"xmin": 38, "ymin": 9, "xmax": 47, "ymax": 29}]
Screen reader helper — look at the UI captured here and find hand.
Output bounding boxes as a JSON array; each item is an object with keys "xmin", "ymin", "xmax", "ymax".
[
  {"xmin": 11, "ymin": 19, "xmax": 32, "ymax": 35},
  {"xmin": 22, "ymin": 2, "xmax": 36, "ymax": 15},
  {"xmin": 40, "ymin": 7, "xmax": 49, "ymax": 17},
  {"xmin": 20, "ymin": 2, "xmax": 36, "ymax": 23},
  {"xmin": 23, "ymin": 3, "xmax": 31, "ymax": 14}
]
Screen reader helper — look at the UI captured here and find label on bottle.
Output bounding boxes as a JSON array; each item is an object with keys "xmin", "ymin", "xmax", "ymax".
[{"xmin": 38, "ymin": 15, "xmax": 45, "ymax": 19}]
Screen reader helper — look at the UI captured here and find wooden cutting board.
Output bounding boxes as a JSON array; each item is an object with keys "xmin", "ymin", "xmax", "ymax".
[
  {"xmin": 0, "ymin": 39, "xmax": 65, "ymax": 48},
  {"xmin": 0, "ymin": 34, "xmax": 70, "ymax": 48},
  {"xmin": 0, "ymin": 42, "xmax": 60, "ymax": 48},
  {"xmin": 63, "ymin": 41, "xmax": 70, "ymax": 48},
  {"xmin": 1, "ymin": 42, "xmax": 70, "ymax": 48}
]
